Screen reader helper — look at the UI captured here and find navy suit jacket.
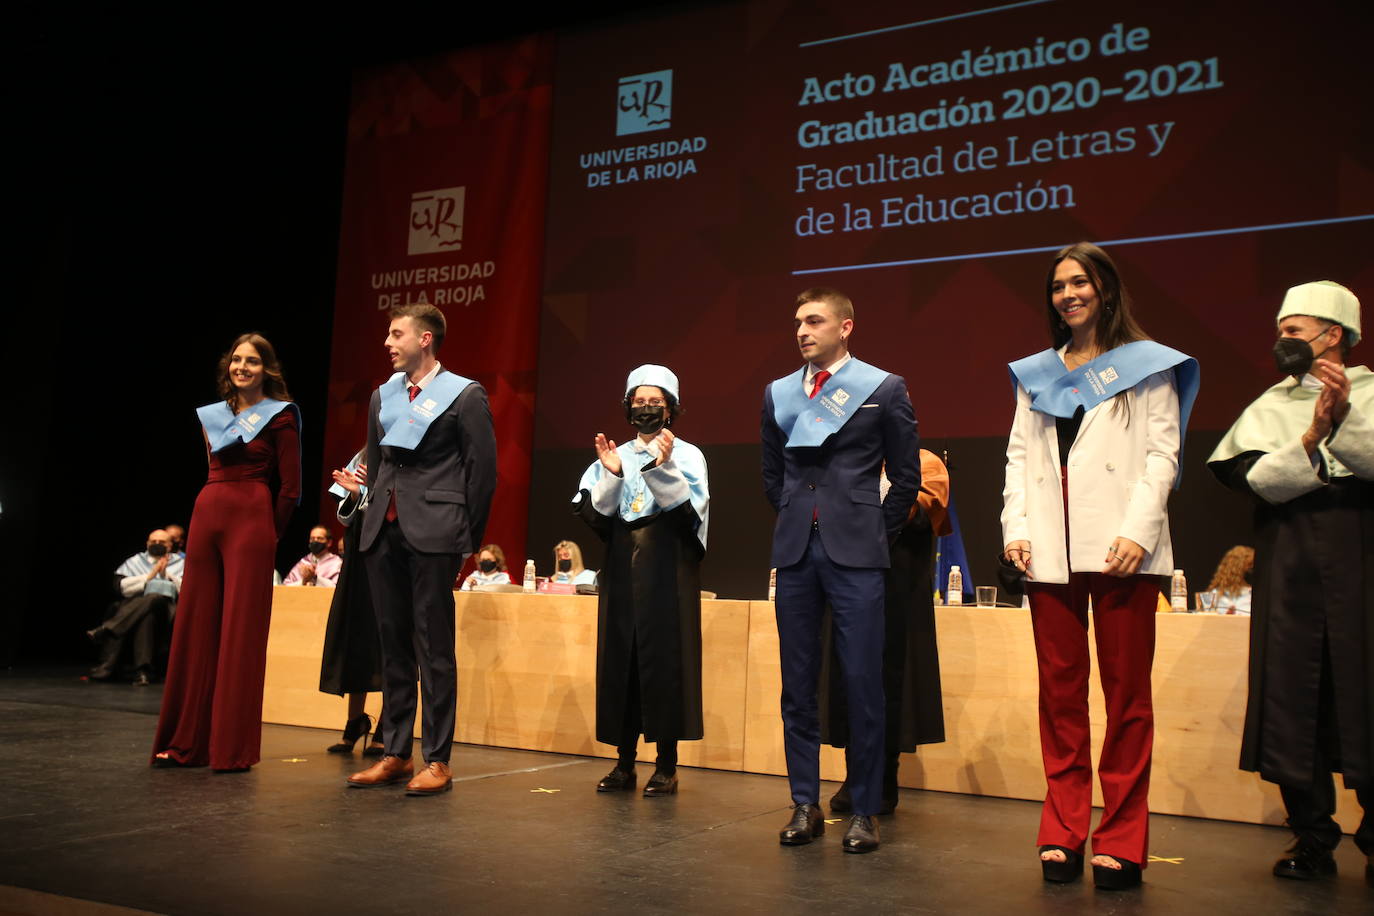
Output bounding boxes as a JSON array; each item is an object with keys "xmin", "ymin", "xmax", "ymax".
[
  {"xmin": 359, "ymin": 373, "xmax": 497, "ymax": 557},
  {"xmin": 762, "ymin": 370, "xmax": 920, "ymax": 570}
]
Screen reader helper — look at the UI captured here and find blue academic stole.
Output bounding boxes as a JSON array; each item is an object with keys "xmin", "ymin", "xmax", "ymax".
[
  {"xmin": 377, "ymin": 370, "xmax": 474, "ymax": 449},
  {"xmin": 770, "ymin": 358, "xmax": 889, "ymax": 448},
  {"xmin": 328, "ymin": 450, "xmax": 368, "ymax": 501},
  {"xmin": 196, "ymin": 399, "xmax": 299, "ymax": 454},
  {"xmin": 1008, "ymin": 340, "xmax": 1200, "ymax": 481}
]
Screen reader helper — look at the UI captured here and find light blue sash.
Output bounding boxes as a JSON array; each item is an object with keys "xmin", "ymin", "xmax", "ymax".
[
  {"xmin": 328, "ymin": 449, "xmax": 368, "ymax": 501},
  {"xmin": 1008, "ymin": 340, "xmax": 1201, "ymax": 483},
  {"xmin": 196, "ymin": 399, "xmax": 299, "ymax": 454},
  {"xmin": 770, "ymin": 358, "xmax": 889, "ymax": 448},
  {"xmin": 377, "ymin": 370, "xmax": 474, "ymax": 450}
]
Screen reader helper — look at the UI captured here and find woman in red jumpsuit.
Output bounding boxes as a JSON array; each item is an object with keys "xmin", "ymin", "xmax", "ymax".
[{"xmin": 152, "ymin": 333, "xmax": 300, "ymax": 771}]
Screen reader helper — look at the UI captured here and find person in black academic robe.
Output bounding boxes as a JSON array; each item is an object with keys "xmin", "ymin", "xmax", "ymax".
[
  {"xmin": 822, "ymin": 449, "xmax": 949, "ymax": 814},
  {"xmin": 573, "ymin": 364, "xmax": 709, "ymax": 798},
  {"xmin": 1207, "ymin": 280, "xmax": 1374, "ymax": 883},
  {"xmin": 318, "ymin": 451, "xmax": 385, "ymax": 756}
]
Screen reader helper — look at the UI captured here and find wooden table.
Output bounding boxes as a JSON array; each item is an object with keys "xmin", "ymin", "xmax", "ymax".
[{"xmin": 263, "ymin": 588, "xmax": 1358, "ymax": 830}]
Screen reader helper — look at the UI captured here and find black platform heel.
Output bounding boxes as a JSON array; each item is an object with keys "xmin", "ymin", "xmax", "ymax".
[
  {"xmin": 327, "ymin": 714, "xmax": 373, "ymax": 753},
  {"xmin": 1039, "ymin": 845, "xmax": 1084, "ymax": 883},
  {"xmin": 1092, "ymin": 856, "xmax": 1142, "ymax": 890}
]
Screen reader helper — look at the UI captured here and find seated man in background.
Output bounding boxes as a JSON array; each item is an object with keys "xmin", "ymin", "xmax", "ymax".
[
  {"xmin": 89, "ymin": 528, "xmax": 183, "ymax": 686},
  {"xmin": 165, "ymin": 523, "xmax": 187, "ymax": 559},
  {"xmin": 284, "ymin": 526, "xmax": 342, "ymax": 587}
]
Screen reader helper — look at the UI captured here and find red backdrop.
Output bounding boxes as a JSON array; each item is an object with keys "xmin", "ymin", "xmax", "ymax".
[{"xmin": 321, "ymin": 35, "xmax": 554, "ymax": 573}]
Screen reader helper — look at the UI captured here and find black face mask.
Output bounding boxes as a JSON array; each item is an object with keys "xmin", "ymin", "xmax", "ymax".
[
  {"xmin": 147, "ymin": 543, "xmax": 169, "ymax": 558},
  {"xmin": 308, "ymin": 540, "xmax": 328, "ymax": 555},
  {"xmin": 1272, "ymin": 328, "xmax": 1333, "ymax": 376},
  {"xmin": 478, "ymin": 559, "xmax": 498, "ymax": 573},
  {"xmin": 557, "ymin": 558, "xmax": 572, "ymax": 572},
  {"xmin": 629, "ymin": 408, "xmax": 667, "ymax": 436}
]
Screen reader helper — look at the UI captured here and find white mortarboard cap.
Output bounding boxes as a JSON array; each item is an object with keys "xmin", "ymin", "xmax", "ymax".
[
  {"xmin": 1277, "ymin": 281, "xmax": 1362, "ymax": 346},
  {"xmin": 625, "ymin": 364, "xmax": 680, "ymax": 402}
]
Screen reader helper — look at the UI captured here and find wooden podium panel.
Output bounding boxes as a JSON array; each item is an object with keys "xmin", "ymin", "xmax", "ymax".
[
  {"xmin": 263, "ymin": 588, "xmax": 1357, "ymax": 830},
  {"xmin": 262, "ymin": 588, "xmax": 750, "ymax": 770},
  {"xmin": 261, "ymin": 587, "xmax": 382, "ymax": 728},
  {"xmin": 742, "ymin": 602, "xmax": 1356, "ymax": 830},
  {"xmin": 450, "ymin": 592, "xmax": 751, "ymax": 771}
]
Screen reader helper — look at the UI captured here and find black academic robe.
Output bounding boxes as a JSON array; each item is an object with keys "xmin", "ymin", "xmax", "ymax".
[
  {"xmin": 318, "ymin": 521, "xmax": 383, "ymax": 697},
  {"xmin": 576, "ymin": 496, "xmax": 704, "ymax": 745},
  {"xmin": 1210, "ymin": 455, "xmax": 1374, "ymax": 791},
  {"xmin": 820, "ymin": 506, "xmax": 946, "ymax": 752}
]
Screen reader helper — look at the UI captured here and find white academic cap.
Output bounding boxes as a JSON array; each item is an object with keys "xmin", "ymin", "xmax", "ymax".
[
  {"xmin": 625, "ymin": 364, "xmax": 680, "ymax": 402},
  {"xmin": 1277, "ymin": 281, "xmax": 1361, "ymax": 346}
]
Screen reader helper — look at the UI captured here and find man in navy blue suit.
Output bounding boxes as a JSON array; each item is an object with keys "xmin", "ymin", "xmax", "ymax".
[{"xmin": 762, "ymin": 287, "xmax": 919, "ymax": 854}]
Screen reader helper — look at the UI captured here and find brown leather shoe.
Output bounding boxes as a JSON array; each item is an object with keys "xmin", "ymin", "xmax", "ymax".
[
  {"xmin": 347, "ymin": 755, "xmax": 413, "ymax": 788},
  {"xmin": 406, "ymin": 761, "xmax": 453, "ymax": 796}
]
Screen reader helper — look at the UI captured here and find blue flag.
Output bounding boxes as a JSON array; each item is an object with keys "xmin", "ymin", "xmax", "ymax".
[{"xmin": 935, "ymin": 496, "xmax": 974, "ymax": 604}]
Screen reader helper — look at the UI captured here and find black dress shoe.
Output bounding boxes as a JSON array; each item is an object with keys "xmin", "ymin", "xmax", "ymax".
[
  {"xmin": 131, "ymin": 671, "xmax": 151, "ymax": 687},
  {"xmin": 597, "ymin": 766, "xmax": 636, "ymax": 792},
  {"xmin": 1093, "ymin": 856, "xmax": 1142, "ymax": 890},
  {"xmin": 779, "ymin": 803, "xmax": 825, "ymax": 845},
  {"xmin": 842, "ymin": 814, "xmax": 880, "ymax": 854},
  {"xmin": 1272, "ymin": 840, "xmax": 1336, "ymax": 880},
  {"xmin": 1039, "ymin": 845, "xmax": 1084, "ymax": 883},
  {"xmin": 643, "ymin": 770, "xmax": 678, "ymax": 797},
  {"xmin": 830, "ymin": 782, "xmax": 897, "ymax": 816}
]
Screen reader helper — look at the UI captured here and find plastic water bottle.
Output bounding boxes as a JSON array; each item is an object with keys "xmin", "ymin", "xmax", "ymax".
[
  {"xmin": 768, "ymin": 568, "xmax": 777, "ymax": 602},
  {"xmin": 523, "ymin": 559, "xmax": 536, "ymax": 593},
  {"xmin": 1171, "ymin": 568, "xmax": 1187, "ymax": 611},
  {"xmin": 946, "ymin": 565, "xmax": 963, "ymax": 606}
]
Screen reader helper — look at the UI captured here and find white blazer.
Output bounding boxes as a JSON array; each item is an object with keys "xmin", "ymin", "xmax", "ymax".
[{"xmin": 1001, "ymin": 354, "xmax": 1181, "ymax": 585}]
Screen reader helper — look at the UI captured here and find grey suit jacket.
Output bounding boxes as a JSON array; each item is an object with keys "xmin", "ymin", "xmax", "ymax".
[{"xmin": 359, "ymin": 373, "xmax": 497, "ymax": 556}]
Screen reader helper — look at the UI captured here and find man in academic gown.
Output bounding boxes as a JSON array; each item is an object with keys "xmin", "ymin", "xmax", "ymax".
[
  {"xmin": 574, "ymin": 365, "xmax": 709, "ymax": 797},
  {"xmin": 1208, "ymin": 281, "xmax": 1374, "ymax": 884},
  {"xmin": 762, "ymin": 287, "xmax": 919, "ymax": 853},
  {"xmin": 89, "ymin": 528, "xmax": 183, "ymax": 686},
  {"xmin": 346, "ymin": 304, "xmax": 497, "ymax": 796},
  {"xmin": 822, "ymin": 449, "xmax": 949, "ymax": 815}
]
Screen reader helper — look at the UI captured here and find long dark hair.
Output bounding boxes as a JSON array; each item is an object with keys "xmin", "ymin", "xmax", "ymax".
[
  {"xmin": 217, "ymin": 332, "xmax": 292, "ymax": 410},
  {"xmin": 1045, "ymin": 242, "xmax": 1150, "ymax": 350}
]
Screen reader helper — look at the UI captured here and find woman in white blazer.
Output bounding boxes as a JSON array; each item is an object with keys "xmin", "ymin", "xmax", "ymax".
[{"xmin": 1002, "ymin": 243, "xmax": 1197, "ymax": 891}]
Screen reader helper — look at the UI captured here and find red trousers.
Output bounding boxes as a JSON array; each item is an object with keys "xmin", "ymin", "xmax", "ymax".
[
  {"xmin": 152, "ymin": 480, "xmax": 277, "ymax": 769},
  {"xmin": 1027, "ymin": 572, "xmax": 1158, "ymax": 865}
]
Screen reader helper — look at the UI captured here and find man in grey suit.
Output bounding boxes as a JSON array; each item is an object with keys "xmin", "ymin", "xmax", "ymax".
[{"xmin": 347, "ymin": 304, "xmax": 497, "ymax": 795}]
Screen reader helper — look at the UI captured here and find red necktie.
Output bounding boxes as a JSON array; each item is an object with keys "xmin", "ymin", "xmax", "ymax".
[
  {"xmin": 807, "ymin": 371, "xmax": 831, "ymax": 522},
  {"xmin": 384, "ymin": 385, "xmax": 422, "ymax": 522}
]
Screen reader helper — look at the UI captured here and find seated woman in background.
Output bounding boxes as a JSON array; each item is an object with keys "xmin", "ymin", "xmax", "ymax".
[
  {"xmin": 551, "ymin": 540, "xmax": 597, "ymax": 586},
  {"xmin": 459, "ymin": 544, "xmax": 512, "ymax": 590},
  {"xmin": 1206, "ymin": 545, "xmax": 1254, "ymax": 615}
]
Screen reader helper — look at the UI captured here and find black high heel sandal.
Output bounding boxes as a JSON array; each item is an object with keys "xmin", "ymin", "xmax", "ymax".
[
  {"xmin": 1039, "ymin": 845, "xmax": 1084, "ymax": 883},
  {"xmin": 362, "ymin": 719, "xmax": 386, "ymax": 757},
  {"xmin": 327, "ymin": 714, "xmax": 373, "ymax": 754},
  {"xmin": 1092, "ymin": 856, "xmax": 1142, "ymax": 890}
]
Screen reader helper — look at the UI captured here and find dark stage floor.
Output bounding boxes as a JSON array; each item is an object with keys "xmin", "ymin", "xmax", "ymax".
[{"xmin": 1, "ymin": 669, "xmax": 1368, "ymax": 915}]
